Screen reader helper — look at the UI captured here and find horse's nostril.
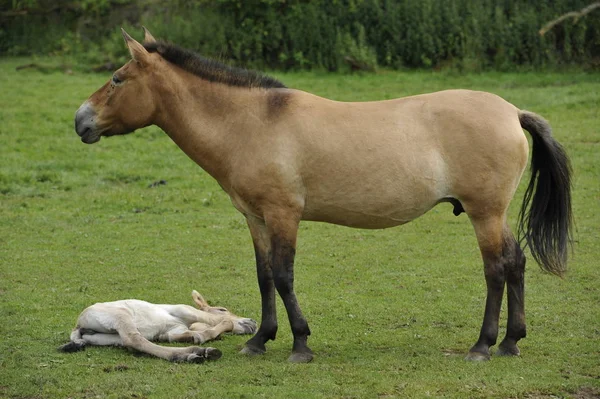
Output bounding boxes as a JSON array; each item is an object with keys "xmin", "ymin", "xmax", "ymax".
[
  {"xmin": 79, "ymin": 127, "xmax": 92, "ymax": 139},
  {"xmin": 79, "ymin": 127, "xmax": 101, "ymax": 144},
  {"xmin": 75, "ymin": 101, "xmax": 96, "ymax": 137},
  {"xmin": 75, "ymin": 118, "xmax": 91, "ymax": 136}
]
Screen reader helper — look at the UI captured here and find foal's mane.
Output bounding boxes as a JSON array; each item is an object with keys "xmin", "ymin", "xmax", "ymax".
[{"xmin": 144, "ymin": 41, "xmax": 286, "ymax": 89}]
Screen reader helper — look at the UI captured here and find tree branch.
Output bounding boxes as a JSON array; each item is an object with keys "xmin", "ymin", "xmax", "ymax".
[{"xmin": 540, "ymin": 2, "xmax": 600, "ymax": 36}]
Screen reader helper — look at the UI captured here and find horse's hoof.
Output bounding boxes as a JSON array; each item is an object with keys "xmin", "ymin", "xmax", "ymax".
[
  {"xmin": 496, "ymin": 344, "xmax": 520, "ymax": 357},
  {"xmin": 288, "ymin": 352, "xmax": 313, "ymax": 363},
  {"xmin": 465, "ymin": 351, "xmax": 490, "ymax": 361},
  {"xmin": 240, "ymin": 345, "xmax": 266, "ymax": 356}
]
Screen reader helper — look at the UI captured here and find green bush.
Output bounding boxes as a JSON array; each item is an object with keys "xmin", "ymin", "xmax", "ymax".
[{"xmin": 1, "ymin": 0, "xmax": 598, "ymax": 70}]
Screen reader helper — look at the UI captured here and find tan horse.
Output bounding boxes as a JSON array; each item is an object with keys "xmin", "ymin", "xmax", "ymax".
[
  {"xmin": 75, "ymin": 28, "xmax": 572, "ymax": 363},
  {"xmin": 59, "ymin": 290, "xmax": 257, "ymax": 362}
]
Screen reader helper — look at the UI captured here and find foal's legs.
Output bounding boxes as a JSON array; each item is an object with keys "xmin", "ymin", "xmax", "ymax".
[
  {"xmin": 81, "ymin": 333, "xmax": 123, "ymax": 346},
  {"xmin": 167, "ymin": 320, "xmax": 234, "ymax": 344},
  {"xmin": 111, "ymin": 309, "xmax": 219, "ymax": 362},
  {"xmin": 241, "ymin": 216, "xmax": 278, "ymax": 355}
]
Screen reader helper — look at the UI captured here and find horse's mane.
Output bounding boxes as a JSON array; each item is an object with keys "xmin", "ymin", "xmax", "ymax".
[{"xmin": 144, "ymin": 41, "xmax": 286, "ymax": 89}]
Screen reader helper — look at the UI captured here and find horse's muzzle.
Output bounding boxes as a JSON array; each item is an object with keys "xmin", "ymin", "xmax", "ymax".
[{"xmin": 75, "ymin": 101, "xmax": 101, "ymax": 144}]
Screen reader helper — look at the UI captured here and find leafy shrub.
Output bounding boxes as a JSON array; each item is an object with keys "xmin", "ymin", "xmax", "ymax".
[{"xmin": 1, "ymin": 0, "xmax": 598, "ymax": 71}]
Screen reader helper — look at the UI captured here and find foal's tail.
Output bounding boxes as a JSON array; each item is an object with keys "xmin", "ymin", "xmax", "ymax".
[
  {"xmin": 58, "ymin": 328, "xmax": 86, "ymax": 352},
  {"xmin": 517, "ymin": 110, "xmax": 573, "ymax": 277}
]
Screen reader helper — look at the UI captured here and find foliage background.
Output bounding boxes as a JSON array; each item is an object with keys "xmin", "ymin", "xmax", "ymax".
[{"xmin": 1, "ymin": 0, "xmax": 599, "ymax": 71}]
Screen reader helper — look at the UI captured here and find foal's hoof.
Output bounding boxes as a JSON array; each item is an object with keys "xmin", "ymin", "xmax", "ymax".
[
  {"xmin": 186, "ymin": 354, "xmax": 205, "ymax": 363},
  {"xmin": 186, "ymin": 348, "xmax": 222, "ymax": 363},
  {"xmin": 240, "ymin": 344, "xmax": 266, "ymax": 356},
  {"xmin": 465, "ymin": 351, "xmax": 490, "ymax": 362},
  {"xmin": 175, "ymin": 347, "xmax": 222, "ymax": 363},
  {"xmin": 203, "ymin": 347, "xmax": 223, "ymax": 361},
  {"xmin": 288, "ymin": 352, "xmax": 313, "ymax": 363},
  {"xmin": 233, "ymin": 319, "xmax": 258, "ymax": 335}
]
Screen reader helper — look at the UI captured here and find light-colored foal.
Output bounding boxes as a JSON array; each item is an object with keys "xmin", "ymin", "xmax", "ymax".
[{"xmin": 59, "ymin": 290, "xmax": 257, "ymax": 363}]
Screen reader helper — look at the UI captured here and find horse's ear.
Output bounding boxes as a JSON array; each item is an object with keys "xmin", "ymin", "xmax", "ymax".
[
  {"xmin": 142, "ymin": 26, "xmax": 157, "ymax": 44},
  {"xmin": 121, "ymin": 28, "xmax": 150, "ymax": 65}
]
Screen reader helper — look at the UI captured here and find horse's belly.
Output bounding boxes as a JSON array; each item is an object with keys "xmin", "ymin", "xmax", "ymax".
[
  {"xmin": 302, "ymin": 208, "xmax": 417, "ymax": 229},
  {"xmin": 302, "ymin": 190, "xmax": 440, "ymax": 229}
]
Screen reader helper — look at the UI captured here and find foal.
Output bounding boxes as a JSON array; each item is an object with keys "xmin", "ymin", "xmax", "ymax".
[
  {"xmin": 74, "ymin": 28, "xmax": 572, "ymax": 363},
  {"xmin": 59, "ymin": 290, "xmax": 257, "ymax": 363}
]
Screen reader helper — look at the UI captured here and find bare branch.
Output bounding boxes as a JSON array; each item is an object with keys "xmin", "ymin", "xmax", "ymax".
[{"xmin": 540, "ymin": 2, "xmax": 600, "ymax": 36}]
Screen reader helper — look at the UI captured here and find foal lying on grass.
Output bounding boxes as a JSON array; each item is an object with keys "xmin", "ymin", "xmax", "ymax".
[{"xmin": 59, "ymin": 290, "xmax": 257, "ymax": 363}]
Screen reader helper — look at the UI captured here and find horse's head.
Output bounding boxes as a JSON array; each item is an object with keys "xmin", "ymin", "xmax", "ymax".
[{"xmin": 75, "ymin": 28, "xmax": 161, "ymax": 144}]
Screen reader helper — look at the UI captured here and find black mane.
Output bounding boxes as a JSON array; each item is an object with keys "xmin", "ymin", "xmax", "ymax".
[{"xmin": 144, "ymin": 41, "xmax": 286, "ymax": 89}]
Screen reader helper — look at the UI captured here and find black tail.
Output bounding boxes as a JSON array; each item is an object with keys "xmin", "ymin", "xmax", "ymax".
[{"xmin": 517, "ymin": 111, "xmax": 573, "ymax": 276}]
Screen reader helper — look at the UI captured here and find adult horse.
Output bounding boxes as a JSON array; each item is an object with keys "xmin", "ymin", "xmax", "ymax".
[{"xmin": 75, "ymin": 29, "xmax": 572, "ymax": 363}]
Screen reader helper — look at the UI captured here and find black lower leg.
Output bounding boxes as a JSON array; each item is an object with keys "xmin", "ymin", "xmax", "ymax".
[
  {"xmin": 467, "ymin": 258, "xmax": 505, "ymax": 361},
  {"xmin": 271, "ymin": 236, "xmax": 313, "ymax": 363},
  {"xmin": 244, "ymin": 243, "xmax": 277, "ymax": 354},
  {"xmin": 498, "ymin": 239, "xmax": 527, "ymax": 356}
]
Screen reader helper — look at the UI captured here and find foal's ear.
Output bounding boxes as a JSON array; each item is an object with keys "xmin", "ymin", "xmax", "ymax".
[
  {"xmin": 142, "ymin": 26, "xmax": 157, "ymax": 44},
  {"xmin": 121, "ymin": 28, "xmax": 150, "ymax": 65},
  {"xmin": 192, "ymin": 290, "xmax": 210, "ymax": 310}
]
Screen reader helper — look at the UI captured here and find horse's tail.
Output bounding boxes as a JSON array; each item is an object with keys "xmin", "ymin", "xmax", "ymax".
[{"xmin": 517, "ymin": 110, "xmax": 573, "ymax": 277}]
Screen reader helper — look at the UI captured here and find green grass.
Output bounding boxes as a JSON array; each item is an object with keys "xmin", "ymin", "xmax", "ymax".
[{"xmin": 1, "ymin": 57, "xmax": 599, "ymax": 399}]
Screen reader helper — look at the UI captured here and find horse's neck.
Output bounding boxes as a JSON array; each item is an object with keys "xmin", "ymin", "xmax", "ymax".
[{"xmin": 154, "ymin": 79, "xmax": 260, "ymax": 187}]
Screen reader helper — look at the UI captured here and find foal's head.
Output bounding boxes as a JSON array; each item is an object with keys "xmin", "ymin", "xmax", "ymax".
[
  {"xmin": 75, "ymin": 28, "xmax": 162, "ymax": 144},
  {"xmin": 192, "ymin": 290, "xmax": 257, "ymax": 334}
]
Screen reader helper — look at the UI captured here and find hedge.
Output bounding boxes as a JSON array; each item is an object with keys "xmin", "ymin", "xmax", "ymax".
[{"xmin": 1, "ymin": 0, "xmax": 598, "ymax": 70}]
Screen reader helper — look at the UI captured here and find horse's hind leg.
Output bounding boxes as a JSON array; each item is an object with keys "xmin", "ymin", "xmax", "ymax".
[
  {"xmin": 497, "ymin": 237, "xmax": 526, "ymax": 356},
  {"xmin": 466, "ymin": 214, "xmax": 509, "ymax": 361}
]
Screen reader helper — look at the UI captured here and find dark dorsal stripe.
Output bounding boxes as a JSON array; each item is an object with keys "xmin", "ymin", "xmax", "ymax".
[{"xmin": 144, "ymin": 41, "xmax": 286, "ymax": 89}]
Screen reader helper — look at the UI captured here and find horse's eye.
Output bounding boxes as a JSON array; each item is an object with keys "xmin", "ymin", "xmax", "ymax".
[{"xmin": 112, "ymin": 74, "xmax": 122, "ymax": 85}]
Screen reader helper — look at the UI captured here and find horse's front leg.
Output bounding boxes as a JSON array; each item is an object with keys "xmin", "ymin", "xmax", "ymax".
[
  {"xmin": 267, "ymin": 211, "xmax": 313, "ymax": 363},
  {"xmin": 241, "ymin": 216, "xmax": 278, "ymax": 356}
]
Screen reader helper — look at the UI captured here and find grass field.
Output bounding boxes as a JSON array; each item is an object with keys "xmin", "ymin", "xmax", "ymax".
[{"xmin": 1, "ymin": 57, "xmax": 599, "ymax": 398}]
